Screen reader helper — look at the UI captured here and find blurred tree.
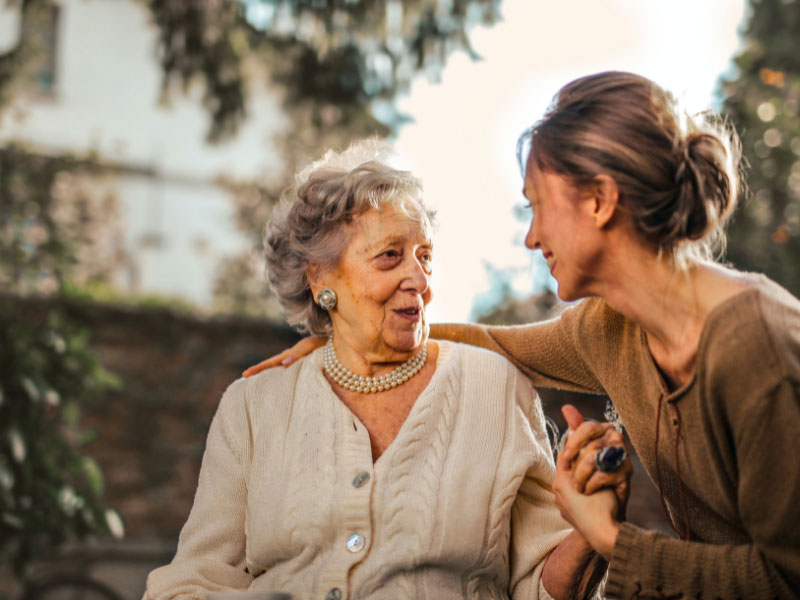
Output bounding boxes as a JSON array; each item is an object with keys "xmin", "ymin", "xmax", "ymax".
[
  {"xmin": 0, "ymin": 144, "xmax": 126, "ymax": 583},
  {"xmin": 721, "ymin": 0, "xmax": 800, "ymax": 295},
  {"xmin": 0, "ymin": 305, "xmax": 123, "ymax": 579},
  {"xmin": 145, "ymin": 0, "xmax": 502, "ymax": 140},
  {"xmin": 0, "ymin": 144, "xmax": 127, "ymax": 297}
]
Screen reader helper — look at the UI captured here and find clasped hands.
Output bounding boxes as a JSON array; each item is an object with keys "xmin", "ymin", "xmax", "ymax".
[{"xmin": 553, "ymin": 404, "xmax": 632, "ymax": 561}]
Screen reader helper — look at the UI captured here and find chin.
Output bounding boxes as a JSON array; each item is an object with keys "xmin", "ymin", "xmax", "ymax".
[
  {"xmin": 555, "ymin": 282, "xmax": 579, "ymax": 302},
  {"xmin": 389, "ymin": 328, "xmax": 425, "ymax": 354}
]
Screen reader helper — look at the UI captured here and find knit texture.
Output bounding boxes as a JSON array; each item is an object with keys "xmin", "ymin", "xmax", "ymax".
[
  {"xmin": 433, "ymin": 275, "xmax": 800, "ymax": 598},
  {"xmin": 145, "ymin": 341, "xmax": 571, "ymax": 600}
]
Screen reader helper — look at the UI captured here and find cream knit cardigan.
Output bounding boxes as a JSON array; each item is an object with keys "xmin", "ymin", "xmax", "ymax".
[{"xmin": 146, "ymin": 341, "xmax": 571, "ymax": 600}]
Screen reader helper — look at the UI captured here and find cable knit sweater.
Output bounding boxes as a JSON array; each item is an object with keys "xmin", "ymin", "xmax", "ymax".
[
  {"xmin": 433, "ymin": 276, "xmax": 800, "ymax": 598},
  {"xmin": 145, "ymin": 341, "xmax": 572, "ymax": 600}
]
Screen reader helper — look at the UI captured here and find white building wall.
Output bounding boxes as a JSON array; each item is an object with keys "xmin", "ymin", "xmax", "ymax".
[{"xmin": 0, "ymin": 0, "xmax": 287, "ymax": 307}]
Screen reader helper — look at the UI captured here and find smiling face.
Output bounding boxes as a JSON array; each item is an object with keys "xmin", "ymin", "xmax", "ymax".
[
  {"xmin": 312, "ymin": 202, "xmax": 433, "ymax": 371},
  {"xmin": 523, "ymin": 164, "xmax": 604, "ymax": 301}
]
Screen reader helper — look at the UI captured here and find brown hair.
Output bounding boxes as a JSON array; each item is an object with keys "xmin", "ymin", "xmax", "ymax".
[{"xmin": 517, "ymin": 71, "xmax": 743, "ymax": 263}]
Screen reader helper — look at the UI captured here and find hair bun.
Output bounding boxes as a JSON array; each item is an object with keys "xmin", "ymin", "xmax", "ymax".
[{"xmin": 671, "ymin": 130, "xmax": 737, "ymax": 244}]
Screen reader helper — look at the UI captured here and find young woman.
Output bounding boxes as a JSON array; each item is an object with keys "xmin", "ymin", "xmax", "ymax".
[{"xmin": 246, "ymin": 72, "xmax": 800, "ymax": 598}]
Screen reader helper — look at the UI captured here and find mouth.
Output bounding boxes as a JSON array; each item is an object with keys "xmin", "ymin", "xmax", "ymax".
[
  {"xmin": 393, "ymin": 306, "xmax": 423, "ymax": 322},
  {"xmin": 543, "ymin": 252, "xmax": 556, "ymax": 274}
]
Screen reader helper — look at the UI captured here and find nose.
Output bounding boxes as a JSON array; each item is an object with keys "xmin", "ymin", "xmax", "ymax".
[
  {"xmin": 524, "ymin": 215, "xmax": 539, "ymax": 250},
  {"xmin": 400, "ymin": 255, "xmax": 431, "ymax": 296}
]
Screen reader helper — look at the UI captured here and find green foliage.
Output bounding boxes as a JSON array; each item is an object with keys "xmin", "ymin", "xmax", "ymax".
[
  {"xmin": 146, "ymin": 0, "xmax": 502, "ymax": 140},
  {"xmin": 0, "ymin": 303, "xmax": 122, "ymax": 576},
  {"xmin": 0, "ymin": 144, "xmax": 126, "ymax": 296},
  {"xmin": 61, "ymin": 281, "xmax": 201, "ymax": 316},
  {"xmin": 721, "ymin": 0, "xmax": 800, "ymax": 295}
]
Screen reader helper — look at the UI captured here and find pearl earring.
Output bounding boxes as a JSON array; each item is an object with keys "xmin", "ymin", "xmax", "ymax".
[{"xmin": 317, "ymin": 288, "xmax": 337, "ymax": 311}]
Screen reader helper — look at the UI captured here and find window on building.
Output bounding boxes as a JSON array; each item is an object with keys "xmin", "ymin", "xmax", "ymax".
[{"xmin": 22, "ymin": 3, "xmax": 60, "ymax": 95}]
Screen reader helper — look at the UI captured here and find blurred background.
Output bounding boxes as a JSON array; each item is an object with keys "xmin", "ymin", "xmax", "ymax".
[{"xmin": 1, "ymin": 0, "xmax": 798, "ymax": 598}]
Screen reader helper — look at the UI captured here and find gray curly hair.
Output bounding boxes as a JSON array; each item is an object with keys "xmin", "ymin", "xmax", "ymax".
[{"xmin": 264, "ymin": 139, "xmax": 435, "ymax": 335}]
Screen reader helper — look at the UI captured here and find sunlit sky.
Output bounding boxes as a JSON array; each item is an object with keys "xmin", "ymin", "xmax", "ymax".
[{"xmin": 392, "ymin": 0, "xmax": 747, "ymax": 323}]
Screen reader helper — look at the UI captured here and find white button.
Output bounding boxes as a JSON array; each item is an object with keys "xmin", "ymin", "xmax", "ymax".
[{"xmin": 346, "ymin": 533, "xmax": 365, "ymax": 552}]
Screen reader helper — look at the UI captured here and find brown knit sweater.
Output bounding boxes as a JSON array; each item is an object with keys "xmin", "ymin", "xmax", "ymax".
[{"xmin": 432, "ymin": 275, "xmax": 800, "ymax": 599}]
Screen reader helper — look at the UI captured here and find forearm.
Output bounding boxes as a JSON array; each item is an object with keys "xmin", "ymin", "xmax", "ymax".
[
  {"xmin": 542, "ymin": 530, "xmax": 606, "ymax": 600},
  {"xmin": 606, "ymin": 523, "xmax": 797, "ymax": 599},
  {"xmin": 431, "ymin": 319, "xmax": 604, "ymax": 394},
  {"xmin": 430, "ymin": 322, "xmax": 503, "ymax": 351}
]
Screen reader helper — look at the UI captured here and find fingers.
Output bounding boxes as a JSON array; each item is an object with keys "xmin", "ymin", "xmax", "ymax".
[
  {"xmin": 559, "ymin": 419, "xmax": 613, "ymax": 466},
  {"xmin": 561, "ymin": 404, "xmax": 585, "ymax": 431},
  {"xmin": 570, "ymin": 427, "xmax": 625, "ymax": 490},
  {"xmin": 583, "ymin": 459, "xmax": 632, "ymax": 497}
]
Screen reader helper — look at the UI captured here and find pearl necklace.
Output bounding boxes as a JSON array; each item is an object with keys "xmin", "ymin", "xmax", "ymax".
[{"xmin": 323, "ymin": 336, "xmax": 427, "ymax": 393}]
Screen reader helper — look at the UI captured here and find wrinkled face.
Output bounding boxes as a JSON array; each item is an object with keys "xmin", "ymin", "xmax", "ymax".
[
  {"xmin": 320, "ymin": 202, "xmax": 433, "ymax": 362},
  {"xmin": 523, "ymin": 165, "xmax": 600, "ymax": 301}
]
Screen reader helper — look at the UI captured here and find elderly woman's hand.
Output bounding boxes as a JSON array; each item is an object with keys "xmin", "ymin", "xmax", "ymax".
[{"xmin": 242, "ymin": 336, "xmax": 326, "ymax": 377}]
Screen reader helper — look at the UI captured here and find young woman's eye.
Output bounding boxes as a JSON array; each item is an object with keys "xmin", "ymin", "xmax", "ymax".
[{"xmin": 515, "ymin": 201, "xmax": 534, "ymax": 219}]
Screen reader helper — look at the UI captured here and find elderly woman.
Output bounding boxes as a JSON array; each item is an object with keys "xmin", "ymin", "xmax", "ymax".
[{"xmin": 145, "ymin": 141, "xmax": 625, "ymax": 600}]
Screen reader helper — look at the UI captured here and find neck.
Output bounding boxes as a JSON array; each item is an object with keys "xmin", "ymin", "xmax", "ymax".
[
  {"xmin": 595, "ymin": 251, "xmax": 722, "ymax": 385},
  {"xmin": 588, "ymin": 249, "xmax": 750, "ymax": 386},
  {"xmin": 600, "ymin": 256, "xmax": 703, "ymax": 351},
  {"xmin": 329, "ymin": 327, "xmax": 426, "ymax": 378}
]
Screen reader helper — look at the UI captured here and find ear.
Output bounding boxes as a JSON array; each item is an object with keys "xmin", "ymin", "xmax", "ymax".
[
  {"xmin": 306, "ymin": 263, "xmax": 322, "ymax": 297},
  {"xmin": 590, "ymin": 174, "xmax": 619, "ymax": 229}
]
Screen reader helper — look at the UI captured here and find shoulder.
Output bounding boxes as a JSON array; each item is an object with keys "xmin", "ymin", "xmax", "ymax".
[
  {"xmin": 703, "ymin": 278, "xmax": 800, "ymax": 374},
  {"xmin": 700, "ymin": 276, "xmax": 800, "ymax": 397},
  {"xmin": 245, "ymin": 346, "xmax": 321, "ymax": 387},
  {"xmin": 440, "ymin": 340, "xmax": 538, "ymax": 408},
  {"xmin": 232, "ymin": 348, "xmax": 324, "ymax": 413}
]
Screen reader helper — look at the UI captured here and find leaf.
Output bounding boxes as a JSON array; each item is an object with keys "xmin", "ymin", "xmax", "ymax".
[
  {"xmin": 20, "ymin": 377, "xmax": 40, "ymax": 402},
  {"xmin": 104, "ymin": 508, "xmax": 125, "ymax": 540},
  {"xmin": 8, "ymin": 429, "xmax": 26, "ymax": 463},
  {"xmin": 82, "ymin": 456, "xmax": 104, "ymax": 497}
]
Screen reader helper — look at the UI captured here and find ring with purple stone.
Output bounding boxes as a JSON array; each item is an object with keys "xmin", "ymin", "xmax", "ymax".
[{"xmin": 594, "ymin": 446, "xmax": 627, "ymax": 473}]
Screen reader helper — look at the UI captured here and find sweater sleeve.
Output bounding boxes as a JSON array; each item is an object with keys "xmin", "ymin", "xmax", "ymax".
[
  {"xmin": 430, "ymin": 300, "xmax": 605, "ymax": 394},
  {"xmin": 145, "ymin": 379, "xmax": 254, "ymax": 600},
  {"xmin": 506, "ymin": 367, "xmax": 574, "ymax": 599},
  {"xmin": 605, "ymin": 377, "xmax": 800, "ymax": 599}
]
